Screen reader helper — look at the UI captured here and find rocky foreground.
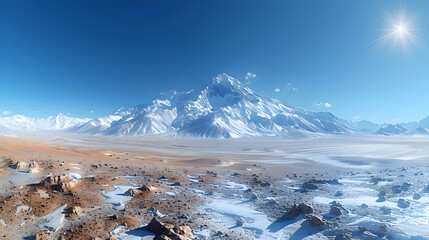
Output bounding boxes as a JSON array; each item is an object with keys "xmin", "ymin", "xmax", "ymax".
[{"xmin": 0, "ymin": 135, "xmax": 429, "ymax": 239}]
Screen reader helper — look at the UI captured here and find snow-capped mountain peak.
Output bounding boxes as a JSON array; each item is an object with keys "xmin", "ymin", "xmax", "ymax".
[{"xmin": 68, "ymin": 74, "xmax": 356, "ymax": 138}]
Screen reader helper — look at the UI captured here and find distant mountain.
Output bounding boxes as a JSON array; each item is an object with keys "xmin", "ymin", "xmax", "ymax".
[
  {"xmin": 375, "ymin": 124, "xmax": 409, "ymax": 136},
  {"xmin": 69, "ymin": 73, "xmax": 356, "ymax": 138},
  {"xmin": 0, "ymin": 113, "xmax": 90, "ymax": 134},
  {"xmin": 0, "ymin": 121, "xmax": 15, "ymax": 136},
  {"xmin": 353, "ymin": 120, "xmax": 386, "ymax": 133},
  {"xmin": 407, "ymin": 127, "xmax": 429, "ymax": 136}
]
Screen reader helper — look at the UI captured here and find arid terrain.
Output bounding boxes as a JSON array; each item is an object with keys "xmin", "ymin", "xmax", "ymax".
[{"xmin": 1, "ymin": 134, "xmax": 429, "ymax": 240}]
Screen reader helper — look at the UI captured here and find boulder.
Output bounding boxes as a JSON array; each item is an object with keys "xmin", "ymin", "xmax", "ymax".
[
  {"xmin": 397, "ymin": 198, "xmax": 410, "ymax": 208},
  {"xmin": 413, "ymin": 193, "xmax": 422, "ymax": 200},
  {"xmin": 139, "ymin": 185, "xmax": 155, "ymax": 192},
  {"xmin": 330, "ymin": 206, "xmax": 342, "ymax": 216},
  {"xmin": 298, "ymin": 203, "xmax": 314, "ymax": 214},
  {"xmin": 147, "ymin": 217, "xmax": 193, "ymax": 240},
  {"xmin": 302, "ymin": 181, "xmax": 318, "ymax": 189},
  {"xmin": 127, "ymin": 188, "xmax": 142, "ymax": 197},
  {"xmin": 290, "ymin": 204, "xmax": 301, "ymax": 217},
  {"xmin": 251, "ymin": 192, "xmax": 259, "ymax": 199},
  {"xmin": 308, "ymin": 215, "xmax": 325, "ymax": 227}
]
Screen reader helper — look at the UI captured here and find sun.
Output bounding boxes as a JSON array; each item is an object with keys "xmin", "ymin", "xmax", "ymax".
[
  {"xmin": 373, "ymin": 4, "xmax": 420, "ymax": 51},
  {"xmin": 396, "ymin": 24, "xmax": 405, "ymax": 34}
]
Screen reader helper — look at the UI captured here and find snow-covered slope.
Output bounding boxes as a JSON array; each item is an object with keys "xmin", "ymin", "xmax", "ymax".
[
  {"xmin": 0, "ymin": 113, "xmax": 90, "ymax": 133},
  {"xmin": 375, "ymin": 124, "xmax": 409, "ymax": 136},
  {"xmin": 69, "ymin": 73, "xmax": 356, "ymax": 138}
]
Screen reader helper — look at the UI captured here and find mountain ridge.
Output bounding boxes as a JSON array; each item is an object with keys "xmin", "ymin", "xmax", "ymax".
[{"xmin": 67, "ymin": 73, "xmax": 356, "ymax": 138}]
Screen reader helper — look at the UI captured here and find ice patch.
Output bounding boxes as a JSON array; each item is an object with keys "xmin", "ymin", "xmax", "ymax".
[
  {"xmin": 33, "ymin": 204, "xmax": 67, "ymax": 232},
  {"xmin": 70, "ymin": 173, "xmax": 81, "ymax": 180},
  {"xmin": 102, "ymin": 185, "xmax": 136, "ymax": 210},
  {"xmin": 110, "ymin": 225, "xmax": 155, "ymax": 240},
  {"xmin": 221, "ymin": 179, "xmax": 249, "ymax": 191},
  {"xmin": 202, "ymin": 197, "xmax": 325, "ymax": 239},
  {"xmin": 166, "ymin": 191, "xmax": 176, "ymax": 196}
]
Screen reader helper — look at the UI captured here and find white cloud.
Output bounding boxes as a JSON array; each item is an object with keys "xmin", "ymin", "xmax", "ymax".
[
  {"xmin": 315, "ymin": 102, "xmax": 332, "ymax": 108},
  {"xmin": 245, "ymin": 72, "xmax": 257, "ymax": 80},
  {"xmin": 2, "ymin": 111, "xmax": 11, "ymax": 115},
  {"xmin": 286, "ymin": 82, "xmax": 298, "ymax": 91},
  {"xmin": 90, "ymin": 110, "xmax": 94, "ymax": 113},
  {"xmin": 244, "ymin": 72, "xmax": 257, "ymax": 84},
  {"xmin": 274, "ymin": 88, "xmax": 280, "ymax": 92}
]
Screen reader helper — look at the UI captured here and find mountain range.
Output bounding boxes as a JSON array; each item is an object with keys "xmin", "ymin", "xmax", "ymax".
[
  {"xmin": 0, "ymin": 113, "xmax": 90, "ymax": 136},
  {"xmin": 1, "ymin": 74, "xmax": 429, "ymax": 138}
]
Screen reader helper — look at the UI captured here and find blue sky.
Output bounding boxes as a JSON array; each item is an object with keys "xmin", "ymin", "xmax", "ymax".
[{"xmin": 1, "ymin": 0, "xmax": 428, "ymax": 123}]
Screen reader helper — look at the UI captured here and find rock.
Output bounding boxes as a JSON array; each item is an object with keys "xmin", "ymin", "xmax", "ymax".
[
  {"xmin": 308, "ymin": 178, "xmax": 341, "ymax": 185},
  {"xmin": 379, "ymin": 224, "xmax": 387, "ymax": 232},
  {"xmin": 253, "ymin": 176, "xmax": 270, "ymax": 187},
  {"xmin": 358, "ymin": 226, "xmax": 367, "ymax": 231},
  {"xmin": 171, "ymin": 182, "xmax": 181, "ymax": 187},
  {"xmin": 147, "ymin": 217, "xmax": 193, "ymax": 240},
  {"xmin": 330, "ymin": 206, "xmax": 342, "ymax": 216},
  {"xmin": 308, "ymin": 215, "xmax": 325, "ymax": 227},
  {"xmin": 302, "ymin": 181, "xmax": 318, "ymax": 189},
  {"xmin": 127, "ymin": 188, "xmax": 142, "ymax": 197},
  {"xmin": 397, "ymin": 198, "xmax": 410, "ymax": 208},
  {"xmin": 40, "ymin": 175, "xmax": 77, "ymax": 192},
  {"xmin": 11, "ymin": 161, "xmax": 40, "ymax": 171},
  {"xmin": 298, "ymin": 203, "xmax": 314, "ymax": 214},
  {"xmin": 236, "ymin": 219, "xmax": 245, "ymax": 226},
  {"xmin": 139, "ymin": 185, "xmax": 155, "ymax": 192},
  {"xmin": 16, "ymin": 205, "xmax": 32, "ymax": 215},
  {"xmin": 380, "ymin": 207, "xmax": 391, "ymax": 215},
  {"xmin": 401, "ymin": 182, "xmax": 411, "ymax": 191},
  {"xmin": 154, "ymin": 236, "xmax": 172, "ymax": 240},
  {"xmin": 251, "ymin": 193, "xmax": 259, "ymax": 199},
  {"xmin": 0, "ymin": 219, "xmax": 6, "ymax": 229},
  {"xmin": 376, "ymin": 196, "xmax": 386, "ymax": 202},
  {"xmin": 290, "ymin": 204, "xmax": 301, "ymax": 217},
  {"xmin": 392, "ymin": 185, "xmax": 402, "ymax": 194},
  {"xmin": 68, "ymin": 206, "xmax": 82, "ymax": 215},
  {"xmin": 335, "ymin": 232, "xmax": 352, "ymax": 240},
  {"xmin": 35, "ymin": 228, "xmax": 51, "ymax": 240},
  {"xmin": 413, "ymin": 193, "xmax": 422, "ymax": 200}
]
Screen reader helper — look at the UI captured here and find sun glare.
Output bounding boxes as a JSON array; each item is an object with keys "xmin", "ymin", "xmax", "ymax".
[
  {"xmin": 396, "ymin": 24, "xmax": 404, "ymax": 34},
  {"xmin": 373, "ymin": 4, "xmax": 420, "ymax": 51}
]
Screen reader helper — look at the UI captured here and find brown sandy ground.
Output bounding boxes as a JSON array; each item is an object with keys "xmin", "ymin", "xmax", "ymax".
[{"xmin": 0, "ymin": 135, "xmax": 291, "ymax": 240}]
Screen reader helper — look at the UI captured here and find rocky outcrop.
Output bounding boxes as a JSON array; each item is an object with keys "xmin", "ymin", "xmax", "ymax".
[
  {"xmin": 147, "ymin": 217, "xmax": 193, "ymax": 240},
  {"xmin": 126, "ymin": 185, "xmax": 155, "ymax": 196},
  {"xmin": 11, "ymin": 161, "xmax": 41, "ymax": 172},
  {"xmin": 290, "ymin": 203, "xmax": 314, "ymax": 217},
  {"xmin": 40, "ymin": 175, "xmax": 77, "ymax": 192}
]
